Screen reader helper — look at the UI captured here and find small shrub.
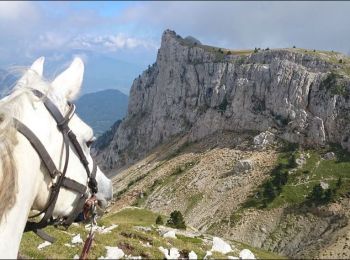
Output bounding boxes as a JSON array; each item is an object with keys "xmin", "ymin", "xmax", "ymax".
[
  {"xmin": 339, "ymin": 59, "xmax": 343, "ymax": 64},
  {"xmin": 308, "ymin": 184, "xmax": 335, "ymax": 204},
  {"xmin": 156, "ymin": 215, "xmax": 164, "ymax": 225},
  {"xmin": 227, "ymin": 51, "xmax": 232, "ymax": 55},
  {"xmin": 265, "ymin": 47, "xmax": 270, "ymax": 51},
  {"xmin": 254, "ymin": 47, "xmax": 258, "ymax": 53},
  {"xmin": 167, "ymin": 210, "xmax": 186, "ymax": 229},
  {"xmin": 320, "ymin": 72, "xmax": 346, "ymax": 96},
  {"xmin": 293, "ymin": 45, "xmax": 296, "ymax": 48},
  {"xmin": 310, "ymin": 184, "xmax": 323, "ymax": 202}
]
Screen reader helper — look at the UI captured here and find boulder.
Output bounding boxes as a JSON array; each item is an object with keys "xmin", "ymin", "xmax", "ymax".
[
  {"xmin": 234, "ymin": 160, "xmax": 254, "ymax": 174},
  {"xmin": 324, "ymin": 152, "xmax": 336, "ymax": 160},
  {"xmin": 211, "ymin": 237, "xmax": 233, "ymax": 254},
  {"xmin": 253, "ymin": 131, "xmax": 275, "ymax": 149},
  {"xmin": 239, "ymin": 249, "xmax": 255, "ymax": 259}
]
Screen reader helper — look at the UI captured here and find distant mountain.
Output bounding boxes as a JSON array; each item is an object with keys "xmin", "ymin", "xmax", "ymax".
[
  {"xmin": 0, "ymin": 49, "xmax": 144, "ymax": 95},
  {"xmin": 43, "ymin": 50, "xmax": 144, "ymax": 95},
  {"xmin": 75, "ymin": 89, "xmax": 128, "ymax": 136}
]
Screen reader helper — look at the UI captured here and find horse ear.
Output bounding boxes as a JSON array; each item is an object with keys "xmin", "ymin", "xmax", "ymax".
[
  {"xmin": 30, "ymin": 56, "xmax": 45, "ymax": 77},
  {"xmin": 51, "ymin": 57, "xmax": 84, "ymax": 101},
  {"xmin": 17, "ymin": 57, "xmax": 45, "ymax": 87}
]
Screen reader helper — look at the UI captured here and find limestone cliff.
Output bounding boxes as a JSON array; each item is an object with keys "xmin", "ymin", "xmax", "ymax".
[{"xmin": 97, "ymin": 29, "xmax": 350, "ymax": 171}]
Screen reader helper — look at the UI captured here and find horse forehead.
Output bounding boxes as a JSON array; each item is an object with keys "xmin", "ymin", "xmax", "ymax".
[{"xmin": 71, "ymin": 115, "xmax": 93, "ymax": 139}]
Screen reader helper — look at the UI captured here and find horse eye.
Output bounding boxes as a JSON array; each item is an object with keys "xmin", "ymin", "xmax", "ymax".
[{"xmin": 86, "ymin": 137, "xmax": 96, "ymax": 148}]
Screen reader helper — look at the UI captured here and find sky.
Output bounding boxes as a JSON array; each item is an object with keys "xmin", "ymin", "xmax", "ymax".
[{"xmin": 0, "ymin": 1, "xmax": 350, "ymax": 92}]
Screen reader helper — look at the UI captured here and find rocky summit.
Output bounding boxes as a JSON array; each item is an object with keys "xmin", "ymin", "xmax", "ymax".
[
  {"xmin": 90, "ymin": 30, "xmax": 350, "ymax": 259},
  {"xmin": 96, "ymin": 29, "xmax": 350, "ymax": 172}
]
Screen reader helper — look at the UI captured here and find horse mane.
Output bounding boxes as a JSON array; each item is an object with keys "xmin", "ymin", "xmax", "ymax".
[
  {"xmin": 0, "ymin": 69, "xmax": 51, "ymax": 223},
  {"xmin": 0, "ymin": 107, "xmax": 18, "ymax": 222}
]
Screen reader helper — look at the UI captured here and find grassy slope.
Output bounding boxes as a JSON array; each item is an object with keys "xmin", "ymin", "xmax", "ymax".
[
  {"xmin": 240, "ymin": 144, "xmax": 350, "ymax": 210},
  {"xmin": 19, "ymin": 207, "xmax": 282, "ymax": 259}
]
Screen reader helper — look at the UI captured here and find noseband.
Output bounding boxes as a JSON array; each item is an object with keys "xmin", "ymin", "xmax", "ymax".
[{"xmin": 14, "ymin": 89, "xmax": 98, "ymax": 242}]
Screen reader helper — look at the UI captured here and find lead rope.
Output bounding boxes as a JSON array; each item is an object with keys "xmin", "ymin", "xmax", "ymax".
[{"xmin": 79, "ymin": 199, "xmax": 97, "ymax": 260}]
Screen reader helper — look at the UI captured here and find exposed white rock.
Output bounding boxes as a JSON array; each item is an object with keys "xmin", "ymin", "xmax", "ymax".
[
  {"xmin": 253, "ymin": 131, "xmax": 275, "ymax": 149},
  {"xmin": 135, "ymin": 226, "xmax": 152, "ymax": 232},
  {"xmin": 159, "ymin": 246, "xmax": 180, "ymax": 259},
  {"xmin": 71, "ymin": 234, "xmax": 83, "ymax": 244},
  {"xmin": 98, "ymin": 246, "xmax": 125, "ymax": 259},
  {"xmin": 125, "ymin": 256, "xmax": 142, "ymax": 259},
  {"xmin": 203, "ymin": 251, "xmax": 212, "ymax": 259},
  {"xmin": 189, "ymin": 251, "xmax": 198, "ymax": 259},
  {"xmin": 227, "ymin": 256, "xmax": 239, "ymax": 259},
  {"xmin": 64, "ymin": 243, "xmax": 75, "ymax": 248},
  {"xmin": 73, "ymin": 254, "xmax": 79, "ymax": 259},
  {"xmin": 211, "ymin": 236, "xmax": 233, "ymax": 254},
  {"xmin": 295, "ymin": 153, "xmax": 307, "ymax": 168},
  {"xmin": 84, "ymin": 224, "xmax": 118, "ymax": 234},
  {"xmin": 239, "ymin": 249, "xmax": 255, "ymax": 259},
  {"xmin": 100, "ymin": 224, "xmax": 118, "ymax": 234},
  {"xmin": 37, "ymin": 241, "xmax": 51, "ymax": 250},
  {"xmin": 320, "ymin": 181, "xmax": 329, "ymax": 190},
  {"xmin": 140, "ymin": 241, "xmax": 152, "ymax": 248},
  {"xmin": 163, "ymin": 230, "xmax": 177, "ymax": 239},
  {"xmin": 308, "ymin": 117, "xmax": 326, "ymax": 145}
]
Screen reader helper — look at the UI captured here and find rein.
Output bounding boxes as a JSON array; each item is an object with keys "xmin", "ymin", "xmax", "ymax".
[{"xmin": 14, "ymin": 89, "xmax": 99, "ymax": 244}]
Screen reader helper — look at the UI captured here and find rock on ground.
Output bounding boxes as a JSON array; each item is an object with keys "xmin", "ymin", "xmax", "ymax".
[
  {"xmin": 71, "ymin": 234, "xmax": 83, "ymax": 244},
  {"xmin": 99, "ymin": 246, "xmax": 125, "ymax": 259},
  {"xmin": 37, "ymin": 241, "xmax": 51, "ymax": 250},
  {"xmin": 188, "ymin": 250, "xmax": 198, "ymax": 259},
  {"xmin": 163, "ymin": 230, "xmax": 177, "ymax": 239},
  {"xmin": 159, "ymin": 246, "xmax": 180, "ymax": 259},
  {"xmin": 253, "ymin": 131, "xmax": 275, "ymax": 149},
  {"xmin": 239, "ymin": 249, "xmax": 255, "ymax": 259},
  {"xmin": 211, "ymin": 237, "xmax": 233, "ymax": 254},
  {"xmin": 234, "ymin": 160, "xmax": 254, "ymax": 174}
]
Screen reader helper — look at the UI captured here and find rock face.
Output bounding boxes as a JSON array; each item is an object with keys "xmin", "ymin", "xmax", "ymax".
[
  {"xmin": 97, "ymin": 29, "xmax": 350, "ymax": 170},
  {"xmin": 233, "ymin": 160, "xmax": 254, "ymax": 174}
]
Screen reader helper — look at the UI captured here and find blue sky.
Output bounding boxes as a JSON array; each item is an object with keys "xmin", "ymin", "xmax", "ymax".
[{"xmin": 1, "ymin": 1, "xmax": 350, "ymax": 93}]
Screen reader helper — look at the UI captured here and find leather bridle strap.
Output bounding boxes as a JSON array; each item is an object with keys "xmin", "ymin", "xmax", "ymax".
[
  {"xmin": 32, "ymin": 89, "xmax": 98, "ymax": 193},
  {"xmin": 14, "ymin": 119, "xmax": 59, "ymax": 178},
  {"xmin": 13, "ymin": 89, "xmax": 98, "ymax": 242}
]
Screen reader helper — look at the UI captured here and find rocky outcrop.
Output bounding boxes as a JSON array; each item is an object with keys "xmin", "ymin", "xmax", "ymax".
[
  {"xmin": 97, "ymin": 29, "xmax": 350, "ymax": 171},
  {"xmin": 233, "ymin": 160, "xmax": 254, "ymax": 175}
]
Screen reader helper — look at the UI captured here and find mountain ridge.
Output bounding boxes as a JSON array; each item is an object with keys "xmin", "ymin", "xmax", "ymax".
[
  {"xmin": 96, "ymin": 29, "xmax": 350, "ymax": 171},
  {"xmin": 76, "ymin": 89, "xmax": 128, "ymax": 136}
]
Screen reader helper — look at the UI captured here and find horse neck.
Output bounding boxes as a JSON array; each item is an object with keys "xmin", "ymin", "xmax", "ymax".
[{"xmin": 0, "ymin": 128, "xmax": 43, "ymax": 257}]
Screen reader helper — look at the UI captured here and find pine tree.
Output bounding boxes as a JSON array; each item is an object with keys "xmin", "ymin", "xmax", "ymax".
[
  {"xmin": 167, "ymin": 210, "xmax": 186, "ymax": 229},
  {"xmin": 310, "ymin": 184, "xmax": 323, "ymax": 203}
]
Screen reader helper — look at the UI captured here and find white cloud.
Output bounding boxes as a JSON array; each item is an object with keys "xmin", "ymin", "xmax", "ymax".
[
  {"xmin": 119, "ymin": 1, "xmax": 350, "ymax": 54},
  {"xmin": 0, "ymin": 2, "xmax": 38, "ymax": 21},
  {"xmin": 68, "ymin": 34, "xmax": 157, "ymax": 52}
]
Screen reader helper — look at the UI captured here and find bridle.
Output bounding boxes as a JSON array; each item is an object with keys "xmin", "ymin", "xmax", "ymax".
[{"xmin": 14, "ymin": 89, "xmax": 99, "ymax": 242}]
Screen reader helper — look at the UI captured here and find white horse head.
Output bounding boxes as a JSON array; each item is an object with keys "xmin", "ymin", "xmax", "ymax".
[{"xmin": 0, "ymin": 57, "xmax": 113, "ymax": 257}]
